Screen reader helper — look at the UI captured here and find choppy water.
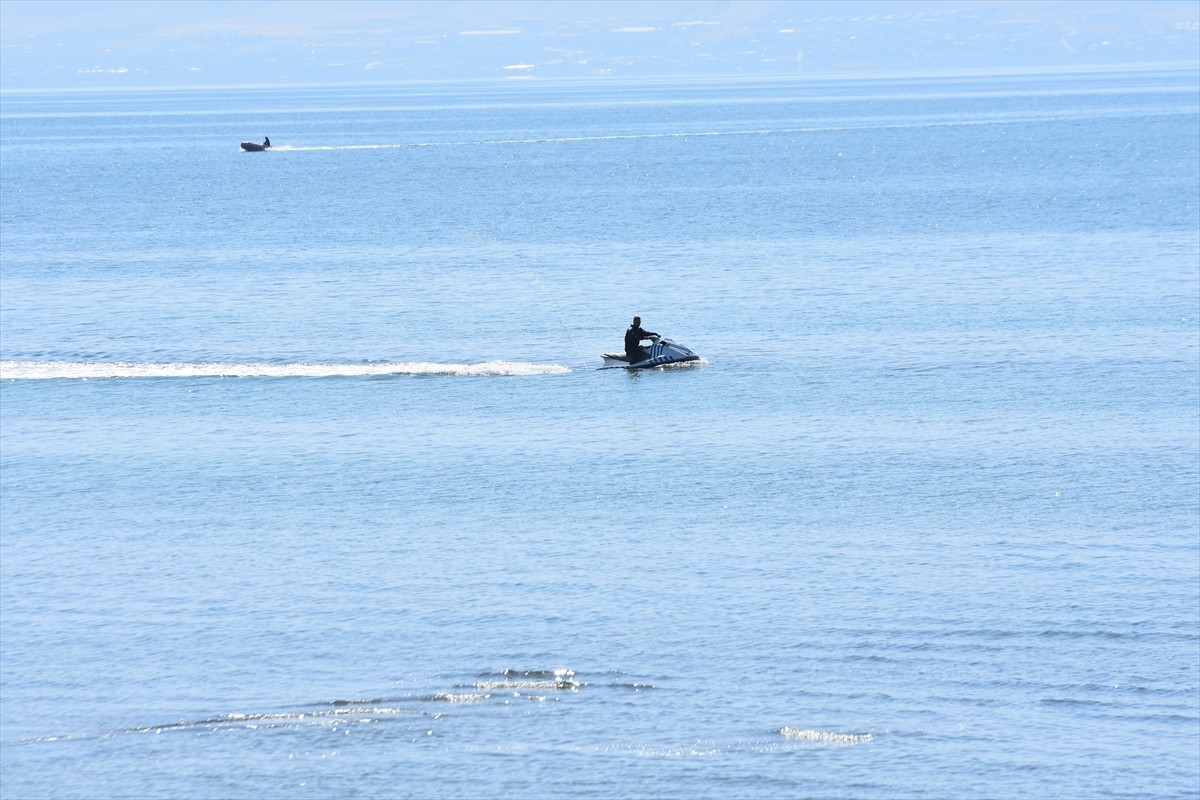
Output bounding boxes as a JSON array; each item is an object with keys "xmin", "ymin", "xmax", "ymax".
[{"xmin": 1, "ymin": 68, "xmax": 1198, "ymax": 799}]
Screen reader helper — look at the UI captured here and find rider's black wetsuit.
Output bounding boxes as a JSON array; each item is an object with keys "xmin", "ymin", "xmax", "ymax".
[{"xmin": 624, "ymin": 324, "xmax": 658, "ymax": 364}]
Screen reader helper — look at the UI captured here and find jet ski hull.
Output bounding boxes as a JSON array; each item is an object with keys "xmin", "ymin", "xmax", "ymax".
[
  {"xmin": 600, "ymin": 338, "xmax": 699, "ymax": 369},
  {"xmin": 240, "ymin": 142, "xmax": 269, "ymax": 151}
]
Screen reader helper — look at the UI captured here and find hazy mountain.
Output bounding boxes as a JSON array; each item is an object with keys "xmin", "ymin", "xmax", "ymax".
[{"xmin": 1, "ymin": 0, "xmax": 1197, "ymax": 89}]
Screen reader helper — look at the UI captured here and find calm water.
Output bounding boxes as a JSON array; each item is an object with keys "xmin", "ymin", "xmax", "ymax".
[{"xmin": 1, "ymin": 69, "xmax": 1198, "ymax": 799}]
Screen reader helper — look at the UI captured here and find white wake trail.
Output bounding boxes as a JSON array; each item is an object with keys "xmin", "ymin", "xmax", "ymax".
[{"xmin": 0, "ymin": 360, "xmax": 571, "ymax": 380}]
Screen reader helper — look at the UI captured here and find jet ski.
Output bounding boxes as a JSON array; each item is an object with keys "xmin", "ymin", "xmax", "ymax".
[
  {"xmin": 240, "ymin": 139, "xmax": 271, "ymax": 151},
  {"xmin": 600, "ymin": 337, "xmax": 700, "ymax": 369}
]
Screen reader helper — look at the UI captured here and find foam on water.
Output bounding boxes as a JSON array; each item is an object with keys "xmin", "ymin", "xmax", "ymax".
[
  {"xmin": 779, "ymin": 727, "xmax": 875, "ymax": 746},
  {"xmin": 474, "ymin": 667, "xmax": 581, "ymax": 692},
  {"xmin": 0, "ymin": 360, "xmax": 571, "ymax": 380},
  {"xmin": 5, "ymin": 670, "xmax": 595, "ymax": 745},
  {"xmin": 8, "ymin": 671, "xmax": 879, "ymax": 761}
]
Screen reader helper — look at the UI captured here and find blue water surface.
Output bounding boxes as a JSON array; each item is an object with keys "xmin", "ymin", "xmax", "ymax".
[{"xmin": 1, "ymin": 68, "xmax": 1198, "ymax": 799}]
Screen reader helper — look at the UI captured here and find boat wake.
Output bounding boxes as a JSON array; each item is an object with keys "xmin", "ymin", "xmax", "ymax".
[
  {"xmin": 267, "ymin": 108, "xmax": 1188, "ymax": 152},
  {"xmin": 0, "ymin": 360, "xmax": 571, "ymax": 380}
]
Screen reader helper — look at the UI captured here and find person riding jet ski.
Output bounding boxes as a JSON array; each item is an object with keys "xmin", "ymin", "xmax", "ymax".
[
  {"xmin": 624, "ymin": 316, "xmax": 659, "ymax": 364},
  {"xmin": 600, "ymin": 320, "xmax": 698, "ymax": 369}
]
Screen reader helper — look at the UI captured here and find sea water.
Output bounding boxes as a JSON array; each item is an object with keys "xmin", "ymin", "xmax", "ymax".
[{"xmin": 1, "ymin": 69, "xmax": 1197, "ymax": 799}]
